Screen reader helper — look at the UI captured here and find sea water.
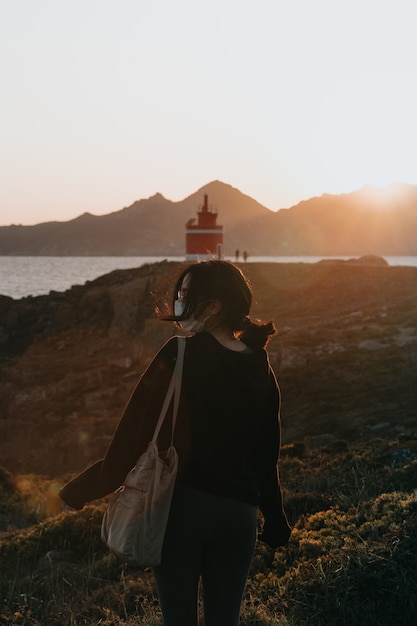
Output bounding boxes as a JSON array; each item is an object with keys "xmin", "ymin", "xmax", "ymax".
[{"xmin": 0, "ymin": 255, "xmax": 416, "ymax": 300}]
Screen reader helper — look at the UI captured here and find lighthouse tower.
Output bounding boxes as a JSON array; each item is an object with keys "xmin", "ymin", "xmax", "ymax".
[{"xmin": 185, "ymin": 194, "xmax": 224, "ymax": 261}]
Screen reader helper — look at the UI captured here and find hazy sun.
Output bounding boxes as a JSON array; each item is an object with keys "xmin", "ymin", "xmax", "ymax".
[{"xmin": 357, "ymin": 182, "xmax": 411, "ymax": 210}]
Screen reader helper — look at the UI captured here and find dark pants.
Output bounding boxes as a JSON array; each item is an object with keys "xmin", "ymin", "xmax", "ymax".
[{"xmin": 153, "ymin": 483, "xmax": 257, "ymax": 626}]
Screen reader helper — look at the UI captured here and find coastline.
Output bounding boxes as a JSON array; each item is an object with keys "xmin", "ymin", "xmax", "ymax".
[{"xmin": 1, "ymin": 254, "xmax": 417, "ymax": 299}]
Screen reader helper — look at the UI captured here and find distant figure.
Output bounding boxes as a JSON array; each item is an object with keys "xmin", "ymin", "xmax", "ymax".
[
  {"xmin": 243, "ymin": 250, "xmax": 248, "ymax": 263},
  {"xmin": 59, "ymin": 260, "xmax": 291, "ymax": 625},
  {"xmin": 235, "ymin": 248, "xmax": 240, "ymax": 262}
]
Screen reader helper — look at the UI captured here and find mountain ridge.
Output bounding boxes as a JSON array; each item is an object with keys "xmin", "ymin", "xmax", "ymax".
[{"xmin": 1, "ymin": 180, "xmax": 417, "ymax": 256}]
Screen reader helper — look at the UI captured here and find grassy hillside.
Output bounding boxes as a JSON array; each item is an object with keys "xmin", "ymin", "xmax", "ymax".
[
  {"xmin": 1, "ymin": 259, "xmax": 417, "ymax": 624},
  {"xmin": 1, "ymin": 437, "xmax": 416, "ymax": 625}
]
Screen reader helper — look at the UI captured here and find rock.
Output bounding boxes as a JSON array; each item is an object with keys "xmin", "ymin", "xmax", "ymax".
[
  {"xmin": 347, "ymin": 255, "xmax": 389, "ymax": 266},
  {"xmin": 391, "ymin": 448, "xmax": 417, "ymax": 467},
  {"xmin": 358, "ymin": 339, "xmax": 390, "ymax": 350}
]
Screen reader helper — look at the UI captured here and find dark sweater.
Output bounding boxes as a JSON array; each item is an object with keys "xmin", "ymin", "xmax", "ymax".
[{"xmin": 60, "ymin": 331, "xmax": 291, "ymax": 546}]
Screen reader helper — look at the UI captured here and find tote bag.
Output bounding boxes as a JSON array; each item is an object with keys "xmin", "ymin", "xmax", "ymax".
[{"xmin": 101, "ymin": 336, "xmax": 185, "ymax": 566}]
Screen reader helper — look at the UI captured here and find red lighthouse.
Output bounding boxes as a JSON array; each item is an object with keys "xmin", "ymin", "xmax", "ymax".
[{"xmin": 185, "ymin": 194, "xmax": 224, "ymax": 261}]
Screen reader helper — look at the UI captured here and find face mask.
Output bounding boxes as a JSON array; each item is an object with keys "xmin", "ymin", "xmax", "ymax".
[
  {"xmin": 174, "ymin": 299, "xmax": 208, "ymax": 333},
  {"xmin": 174, "ymin": 299, "xmax": 184, "ymax": 317}
]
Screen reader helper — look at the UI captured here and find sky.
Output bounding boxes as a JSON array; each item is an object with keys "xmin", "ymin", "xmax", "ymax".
[{"xmin": 1, "ymin": 0, "xmax": 417, "ymax": 226}]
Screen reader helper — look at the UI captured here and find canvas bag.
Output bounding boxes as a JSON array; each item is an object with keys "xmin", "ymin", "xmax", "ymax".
[{"xmin": 101, "ymin": 336, "xmax": 185, "ymax": 566}]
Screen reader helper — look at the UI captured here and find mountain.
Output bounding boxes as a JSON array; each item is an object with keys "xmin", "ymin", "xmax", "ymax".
[
  {"xmin": 0, "ymin": 181, "xmax": 274, "ymax": 256},
  {"xmin": 273, "ymin": 183, "xmax": 417, "ymax": 256},
  {"xmin": 1, "ymin": 180, "xmax": 417, "ymax": 256}
]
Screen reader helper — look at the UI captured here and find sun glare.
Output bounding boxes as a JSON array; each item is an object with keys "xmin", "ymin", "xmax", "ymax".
[{"xmin": 357, "ymin": 183, "xmax": 412, "ymax": 210}]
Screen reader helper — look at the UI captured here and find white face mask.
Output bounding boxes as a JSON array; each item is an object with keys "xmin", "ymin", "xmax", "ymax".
[
  {"xmin": 174, "ymin": 299, "xmax": 208, "ymax": 333},
  {"xmin": 174, "ymin": 299, "xmax": 185, "ymax": 319}
]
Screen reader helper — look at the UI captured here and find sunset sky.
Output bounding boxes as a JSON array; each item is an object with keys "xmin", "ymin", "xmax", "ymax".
[{"xmin": 1, "ymin": 0, "xmax": 416, "ymax": 226}]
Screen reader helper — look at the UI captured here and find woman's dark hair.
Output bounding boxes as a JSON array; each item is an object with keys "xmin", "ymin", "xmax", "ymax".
[{"xmin": 161, "ymin": 260, "xmax": 276, "ymax": 349}]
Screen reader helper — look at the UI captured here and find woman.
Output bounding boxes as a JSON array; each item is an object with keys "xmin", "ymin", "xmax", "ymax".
[{"xmin": 60, "ymin": 260, "xmax": 291, "ymax": 626}]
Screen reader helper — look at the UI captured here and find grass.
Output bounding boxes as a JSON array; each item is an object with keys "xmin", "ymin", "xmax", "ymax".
[
  {"xmin": 1, "ymin": 436, "xmax": 417, "ymax": 625},
  {"xmin": 1, "ymin": 261, "xmax": 417, "ymax": 624}
]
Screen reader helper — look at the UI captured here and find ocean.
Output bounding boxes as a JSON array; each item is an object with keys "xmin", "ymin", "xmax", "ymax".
[{"xmin": 1, "ymin": 255, "xmax": 417, "ymax": 300}]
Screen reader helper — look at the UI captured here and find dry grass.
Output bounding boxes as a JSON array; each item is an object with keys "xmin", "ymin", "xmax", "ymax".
[{"xmin": 1, "ymin": 434, "xmax": 417, "ymax": 625}]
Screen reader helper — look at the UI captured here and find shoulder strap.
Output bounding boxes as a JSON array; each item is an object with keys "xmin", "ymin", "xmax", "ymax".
[{"xmin": 151, "ymin": 337, "xmax": 186, "ymax": 444}]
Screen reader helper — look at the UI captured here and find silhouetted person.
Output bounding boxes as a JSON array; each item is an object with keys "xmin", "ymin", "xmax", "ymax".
[{"xmin": 60, "ymin": 260, "xmax": 291, "ymax": 626}]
